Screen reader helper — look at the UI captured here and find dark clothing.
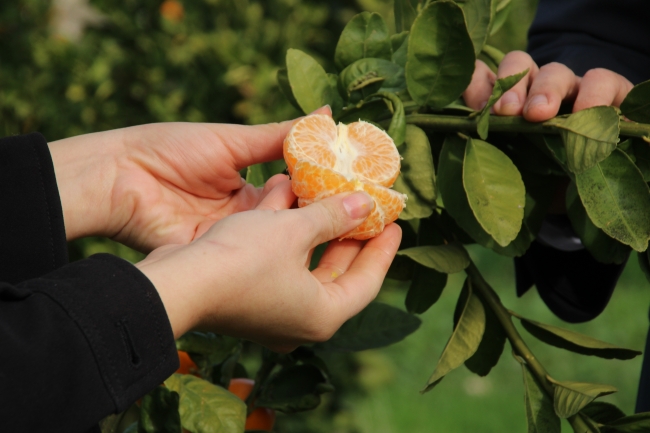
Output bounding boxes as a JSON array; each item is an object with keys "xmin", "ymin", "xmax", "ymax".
[
  {"xmin": 521, "ymin": 0, "xmax": 650, "ymax": 413},
  {"xmin": 0, "ymin": 133, "xmax": 178, "ymax": 433},
  {"xmin": 528, "ymin": 0, "xmax": 650, "ymax": 84}
]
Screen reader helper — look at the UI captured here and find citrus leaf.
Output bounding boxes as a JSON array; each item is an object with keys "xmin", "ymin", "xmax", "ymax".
[
  {"xmin": 406, "ymin": 1, "xmax": 475, "ymax": 109},
  {"xmin": 257, "ymin": 364, "xmax": 332, "ymax": 413},
  {"xmin": 175, "ymin": 332, "xmax": 240, "ymax": 367},
  {"xmin": 423, "ymin": 279, "xmax": 485, "ymax": 392},
  {"xmin": 312, "ymin": 302, "xmax": 421, "ymax": 352},
  {"xmin": 638, "ymin": 251, "xmax": 650, "ymax": 284},
  {"xmin": 565, "ymin": 181, "xmax": 631, "ymax": 265},
  {"xmin": 575, "ymin": 149, "xmax": 650, "ymax": 252},
  {"xmin": 456, "ymin": 0, "xmax": 493, "ymax": 55},
  {"xmin": 620, "ymin": 80, "xmax": 650, "ymax": 123},
  {"xmin": 514, "ymin": 314, "xmax": 641, "ymax": 360},
  {"xmin": 377, "ymin": 92, "xmax": 406, "ymax": 146},
  {"xmin": 398, "ymin": 243, "xmax": 470, "ymax": 273},
  {"xmin": 339, "ymin": 58, "xmax": 405, "ymax": 101},
  {"xmin": 336, "ymin": 99, "xmax": 391, "ymax": 124},
  {"xmin": 476, "ymin": 69, "xmax": 528, "ymax": 140},
  {"xmin": 629, "ymin": 137, "xmax": 650, "ymax": 181},
  {"xmin": 286, "ymin": 49, "xmax": 336, "ymax": 115},
  {"xmin": 556, "ymin": 106, "xmax": 620, "ymax": 173},
  {"xmin": 489, "ymin": 0, "xmax": 513, "ymax": 35},
  {"xmin": 464, "ymin": 295, "xmax": 506, "ymax": 376},
  {"xmin": 394, "ymin": 0, "xmax": 418, "ymax": 33},
  {"xmin": 164, "ymin": 374, "xmax": 246, "ymax": 433},
  {"xmin": 581, "ymin": 402, "xmax": 626, "ymax": 425},
  {"xmin": 139, "ymin": 386, "xmax": 181, "ymax": 433},
  {"xmin": 543, "ymin": 134, "xmax": 568, "ymax": 172},
  {"xmin": 515, "ymin": 361, "xmax": 560, "ymax": 433},
  {"xmin": 405, "ymin": 265, "xmax": 447, "ymax": 314},
  {"xmin": 391, "ymin": 31, "xmax": 409, "ymax": 68},
  {"xmin": 246, "ymin": 163, "xmax": 272, "ymax": 188},
  {"xmin": 601, "ymin": 413, "xmax": 650, "ymax": 432},
  {"xmin": 393, "ymin": 125, "xmax": 436, "ymax": 219},
  {"xmin": 463, "ymin": 137, "xmax": 525, "ymax": 246},
  {"xmin": 277, "ymin": 68, "xmax": 301, "ymax": 111},
  {"xmin": 326, "ymin": 73, "xmax": 345, "ymax": 116},
  {"xmin": 547, "ymin": 377, "xmax": 617, "ymax": 419},
  {"xmin": 334, "ymin": 12, "xmax": 392, "ymax": 71},
  {"xmin": 437, "ymin": 134, "xmax": 528, "ymax": 256}
]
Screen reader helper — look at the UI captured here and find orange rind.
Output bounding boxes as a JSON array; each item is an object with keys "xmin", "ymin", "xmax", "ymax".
[{"xmin": 284, "ymin": 114, "xmax": 406, "ymax": 240}]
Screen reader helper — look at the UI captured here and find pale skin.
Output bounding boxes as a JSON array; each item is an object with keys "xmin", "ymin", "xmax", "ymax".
[
  {"xmin": 462, "ymin": 50, "xmax": 634, "ymax": 120},
  {"xmin": 47, "ymin": 106, "xmax": 402, "ymax": 352}
]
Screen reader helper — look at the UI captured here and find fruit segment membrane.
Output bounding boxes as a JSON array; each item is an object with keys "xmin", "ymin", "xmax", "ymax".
[{"xmin": 284, "ymin": 114, "xmax": 406, "ymax": 240}]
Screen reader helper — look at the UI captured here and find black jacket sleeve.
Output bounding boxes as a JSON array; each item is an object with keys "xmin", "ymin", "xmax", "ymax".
[{"xmin": 0, "ymin": 134, "xmax": 178, "ymax": 433}]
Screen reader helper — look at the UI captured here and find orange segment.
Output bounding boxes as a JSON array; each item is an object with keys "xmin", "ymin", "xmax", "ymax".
[{"xmin": 284, "ymin": 115, "xmax": 407, "ymax": 240}]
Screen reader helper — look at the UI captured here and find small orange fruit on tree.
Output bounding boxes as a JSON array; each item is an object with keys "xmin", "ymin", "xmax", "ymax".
[
  {"xmin": 284, "ymin": 113, "xmax": 407, "ymax": 240},
  {"xmin": 228, "ymin": 378, "xmax": 276, "ymax": 432}
]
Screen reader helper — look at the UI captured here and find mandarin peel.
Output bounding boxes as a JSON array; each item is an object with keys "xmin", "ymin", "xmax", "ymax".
[{"xmin": 284, "ymin": 114, "xmax": 407, "ymax": 240}]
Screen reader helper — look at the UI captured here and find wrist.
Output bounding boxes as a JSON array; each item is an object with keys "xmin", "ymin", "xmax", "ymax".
[{"xmin": 48, "ymin": 129, "xmax": 124, "ymax": 240}]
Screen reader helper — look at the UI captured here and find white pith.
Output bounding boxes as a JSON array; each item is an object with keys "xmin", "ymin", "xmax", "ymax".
[{"xmin": 331, "ymin": 122, "xmax": 359, "ymax": 179}]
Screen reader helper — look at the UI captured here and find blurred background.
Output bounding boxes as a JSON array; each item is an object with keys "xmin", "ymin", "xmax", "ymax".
[{"xmin": 3, "ymin": 1, "xmax": 649, "ymax": 432}]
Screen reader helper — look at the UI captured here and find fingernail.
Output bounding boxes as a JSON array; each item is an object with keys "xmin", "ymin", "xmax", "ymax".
[
  {"xmin": 343, "ymin": 192, "xmax": 373, "ymax": 219},
  {"xmin": 526, "ymin": 94, "xmax": 548, "ymax": 109},
  {"xmin": 500, "ymin": 91, "xmax": 519, "ymax": 108}
]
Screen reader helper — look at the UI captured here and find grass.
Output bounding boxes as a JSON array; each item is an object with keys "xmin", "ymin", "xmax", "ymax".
[{"xmin": 343, "ymin": 246, "xmax": 649, "ymax": 433}]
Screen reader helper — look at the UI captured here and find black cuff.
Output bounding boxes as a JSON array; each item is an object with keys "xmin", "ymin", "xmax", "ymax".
[
  {"xmin": 0, "ymin": 133, "xmax": 67, "ymax": 283},
  {"xmin": 32, "ymin": 253, "xmax": 178, "ymax": 411}
]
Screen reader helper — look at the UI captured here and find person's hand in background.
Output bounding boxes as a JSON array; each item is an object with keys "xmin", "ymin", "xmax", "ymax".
[
  {"xmin": 136, "ymin": 179, "xmax": 402, "ymax": 352},
  {"xmin": 48, "ymin": 106, "xmax": 332, "ymax": 253},
  {"xmin": 463, "ymin": 51, "xmax": 633, "ymax": 121}
]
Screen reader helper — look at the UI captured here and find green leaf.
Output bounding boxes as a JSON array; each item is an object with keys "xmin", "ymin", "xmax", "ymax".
[
  {"xmin": 489, "ymin": 0, "xmax": 513, "ymax": 35},
  {"xmin": 543, "ymin": 134, "xmax": 568, "ymax": 171},
  {"xmin": 334, "ymin": 12, "xmax": 392, "ymax": 71},
  {"xmin": 398, "ymin": 243, "xmax": 470, "ymax": 273},
  {"xmin": 517, "ymin": 361, "xmax": 560, "ymax": 433},
  {"xmin": 377, "ymin": 92, "xmax": 406, "ymax": 146},
  {"xmin": 394, "ymin": 0, "xmax": 418, "ymax": 33},
  {"xmin": 456, "ymin": 0, "xmax": 493, "ymax": 55},
  {"xmin": 438, "ymin": 134, "xmax": 527, "ymax": 256},
  {"xmin": 175, "ymin": 332, "xmax": 240, "ymax": 366},
  {"xmin": 286, "ymin": 49, "xmax": 336, "ymax": 115},
  {"xmin": 277, "ymin": 68, "xmax": 301, "ymax": 112},
  {"xmin": 601, "ymin": 413, "xmax": 650, "ymax": 432},
  {"xmin": 406, "ymin": 1, "xmax": 475, "ymax": 109},
  {"xmin": 463, "ymin": 137, "xmax": 525, "ymax": 246},
  {"xmin": 631, "ymin": 137, "xmax": 650, "ymax": 181},
  {"xmin": 338, "ymin": 58, "xmax": 405, "ymax": 102},
  {"xmin": 257, "ymin": 364, "xmax": 332, "ymax": 413},
  {"xmin": 556, "ymin": 106, "xmax": 620, "ymax": 173},
  {"xmin": 547, "ymin": 377, "xmax": 617, "ymax": 419},
  {"xmin": 581, "ymin": 402, "xmax": 626, "ymax": 425},
  {"xmin": 515, "ymin": 314, "xmax": 641, "ymax": 360},
  {"xmin": 638, "ymin": 251, "xmax": 650, "ymax": 284},
  {"xmin": 312, "ymin": 302, "xmax": 421, "ymax": 352},
  {"xmin": 423, "ymin": 279, "xmax": 485, "ymax": 392},
  {"xmin": 246, "ymin": 163, "xmax": 272, "ymax": 188},
  {"xmin": 575, "ymin": 149, "xmax": 650, "ymax": 252},
  {"xmin": 391, "ymin": 31, "xmax": 409, "ymax": 68},
  {"xmin": 326, "ymin": 73, "xmax": 345, "ymax": 116},
  {"xmin": 138, "ymin": 386, "xmax": 181, "ymax": 433},
  {"xmin": 392, "ymin": 125, "xmax": 436, "ymax": 219},
  {"xmin": 464, "ymin": 295, "xmax": 506, "ymax": 376},
  {"xmin": 164, "ymin": 374, "xmax": 246, "ymax": 433},
  {"xmin": 336, "ymin": 99, "xmax": 391, "ymax": 124},
  {"xmin": 476, "ymin": 70, "xmax": 528, "ymax": 140},
  {"xmin": 565, "ymin": 181, "xmax": 631, "ymax": 264},
  {"xmin": 406, "ymin": 265, "xmax": 448, "ymax": 314},
  {"xmin": 620, "ymin": 80, "xmax": 650, "ymax": 123}
]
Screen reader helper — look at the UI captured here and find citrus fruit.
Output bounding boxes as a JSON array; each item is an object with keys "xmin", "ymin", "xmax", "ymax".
[
  {"xmin": 176, "ymin": 350, "xmax": 198, "ymax": 376},
  {"xmin": 160, "ymin": 0, "xmax": 184, "ymax": 22},
  {"xmin": 228, "ymin": 378, "xmax": 276, "ymax": 432},
  {"xmin": 284, "ymin": 114, "xmax": 406, "ymax": 240}
]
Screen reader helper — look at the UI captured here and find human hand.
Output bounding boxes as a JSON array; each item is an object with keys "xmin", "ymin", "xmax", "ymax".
[
  {"xmin": 48, "ymin": 107, "xmax": 332, "ymax": 252},
  {"xmin": 135, "ymin": 179, "xmax": 402, "ymax": 352},
  {"xmin": 462, "ymin": 51, "xmax": 633, "ymax": 122}
]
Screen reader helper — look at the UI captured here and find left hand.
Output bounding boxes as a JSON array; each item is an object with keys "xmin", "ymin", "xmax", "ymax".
[{"xmin": 49, "ymin": 107, "xmax": 331, "ymax": 252}]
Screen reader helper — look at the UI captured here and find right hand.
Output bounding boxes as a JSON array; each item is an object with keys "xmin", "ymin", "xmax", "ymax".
[
  {"xmin": 135, "ymin": 178, "xmax": 402, "ymax": 353},
  {"xmin": 462, "ymin": 51, "xmax": 634, "ymax": 122}
]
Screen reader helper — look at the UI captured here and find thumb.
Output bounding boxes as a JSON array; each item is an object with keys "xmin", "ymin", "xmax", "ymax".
[{"xmin": 297, "ymin": 192, "xmax": 374, "ymax": 247}]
